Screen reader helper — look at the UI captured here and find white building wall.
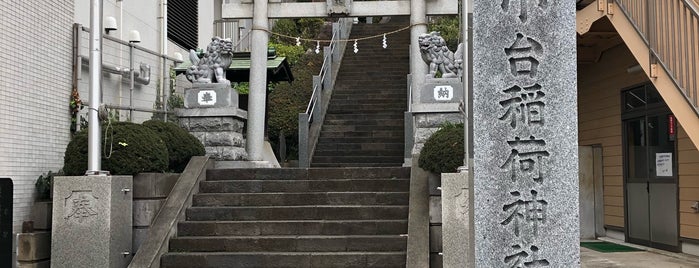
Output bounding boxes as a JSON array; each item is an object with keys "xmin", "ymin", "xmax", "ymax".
[
  {"xmin": 0, "ymin": 0, "xmax": 217, "ymax": 238},
  {"xmin": 0, "ymin": 1, "xmax": 74, "ymax": 234}
]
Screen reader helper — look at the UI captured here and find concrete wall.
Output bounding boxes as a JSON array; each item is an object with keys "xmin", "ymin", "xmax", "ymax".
[
  {"xmin": 578, "ymin": 43, "xmax": 699, "ymax": 240},
  {"xmin": 0, "ymin": 0, "xmax": 75, "ymax": 237}
]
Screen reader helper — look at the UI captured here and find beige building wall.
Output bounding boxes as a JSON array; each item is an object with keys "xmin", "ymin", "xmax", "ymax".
[
  {"xmin": 579, "ymin": 43, "xmax": 699, "ymax": 240},
  {"xmin": 579, "ymin": 43, "xmax": 646, "ymax": 229}
]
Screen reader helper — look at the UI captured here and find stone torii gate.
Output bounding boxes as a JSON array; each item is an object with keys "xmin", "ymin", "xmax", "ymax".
[{"xmin": 222, "ymin": 0, "xmax": 458, "ymax": 160}]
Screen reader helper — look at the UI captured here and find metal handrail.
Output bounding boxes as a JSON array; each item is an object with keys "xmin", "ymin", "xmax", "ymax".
[
  {"xmin": 298, "ymin": 18, "xmax": 354, "ymax": 167},
  {"xmin": 616, "ymin": 0, "xmax": 699, "ymax": 113}
]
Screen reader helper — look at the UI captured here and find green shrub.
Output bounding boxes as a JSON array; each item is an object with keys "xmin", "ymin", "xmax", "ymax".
[
  {"xmin": 63, "ymin": 122, "xmax": 169, "ymax": 175},
  {"xmin": 418, "ymin": 123, "xmax": 464, "ymax": 174},
  {"xmin": 143, "ymin": 120, "xmax": 205, "ymax": 172},
  {"xmin": 35, "ymin": 170, "xmax": 60, "ymax": 200}
]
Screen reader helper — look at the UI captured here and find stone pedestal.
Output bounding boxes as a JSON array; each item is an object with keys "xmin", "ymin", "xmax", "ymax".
[
  {"xmin": 184, "ymin": 83, "xmax": 239, "ymax": 109},
  {"xmin": 51, "ymin": 176, "xmax": 133, "ymax": 268},
  {"xmin": 410, "ymin": 78, "xmax": 465, "ymax": 157},
  {"xmin": 179, "ymin": 84, "xmax": 248, "ymax": 161},
  {"xmin": 442, "ymin": 172, "xmax": 470, "ymax": 268}
]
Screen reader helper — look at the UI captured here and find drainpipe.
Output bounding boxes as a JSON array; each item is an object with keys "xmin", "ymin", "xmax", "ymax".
[
  {"xmin": 87, "ymin": 0, "xmax": 104, "ymax": 175},
  {"xmin": 161, "ymin": 0, "xmax": 169, "ymax": 121}
]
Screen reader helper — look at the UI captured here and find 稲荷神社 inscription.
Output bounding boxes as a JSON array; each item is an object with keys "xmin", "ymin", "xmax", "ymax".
[{"xmin": 473, "ymin": 0, "xmax": 580, "ymax": 267}]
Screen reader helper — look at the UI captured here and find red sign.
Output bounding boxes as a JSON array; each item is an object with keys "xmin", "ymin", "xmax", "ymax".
[{"xmin": 668, "ymin": 114, "xmax": 676, "ymax": 139}]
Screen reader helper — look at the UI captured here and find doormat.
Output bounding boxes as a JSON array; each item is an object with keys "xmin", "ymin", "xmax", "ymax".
[{"xmin": 580, "ymin": 241, "xmax": 644, "ymax": 253}]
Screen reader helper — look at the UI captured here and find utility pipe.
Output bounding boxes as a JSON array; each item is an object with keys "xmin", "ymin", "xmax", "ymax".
[
  {"xmin": 87, "ymin": 0, "xmax": 104, "ymax": 174},
  {"xmin": 161, "ymin": 0, "xmax": 169, "ymax": 121}
]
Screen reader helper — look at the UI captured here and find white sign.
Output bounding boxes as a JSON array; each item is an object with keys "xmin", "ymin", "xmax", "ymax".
[
  {"xmin": 655, "ymin": 152, "xmax": 673, "ymax": 177},
  {"xmin": 197, "ymin": 90, "xmax": 217, "ymax": 106},
  {"xmin": 434, "ymin": 85, "xmax": 454, "ymax": 101}
]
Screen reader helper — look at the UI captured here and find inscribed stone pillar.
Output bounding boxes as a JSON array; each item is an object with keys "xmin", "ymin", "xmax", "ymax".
[
  {"xmin": 473, "ymin": 0, "xmax": 580, "ymax": 267},
  {"xmin": 52, "ymin": 176, "xmax": 133, "ymax": 268}
]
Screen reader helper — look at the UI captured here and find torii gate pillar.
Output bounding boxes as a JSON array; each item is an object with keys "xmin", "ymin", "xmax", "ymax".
[
  {"xmin": 410, "ymin": 0, "xmax": 427, "ymax": 103},
  {"xmin": 247, "ymin": 0, "xmax": 269, "ymax": 161}
]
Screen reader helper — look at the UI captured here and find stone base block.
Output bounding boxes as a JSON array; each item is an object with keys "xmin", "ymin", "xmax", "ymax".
[
  {"xmin": 31, "ymin": 202, "xmax": 52, "ymax": 230},
  {"xmin": 132, "ymin": 228, "xmax": 148, "ymax": 254},
  {"xmin": 421, "ymin": 78, "xmax": 463, "ymax": 104},
  {"xmin": 184, "ymin": 83, "xmax": 238, "ymax": 109},
  {"xmin": 215, "ymin": 161, "xmax": 278, "ymax": 169},
  {"xmin": 441, "ymin": 172, "xmax": 470, "ymax": 267},
  {"xmin": 206, "ymin": 146, "xmax": 248, "ymax": 161},
  {"xmin": 17, "ymin": 232, "xmax": 50, "ymax": 261},
  {"xmin": 17, "ymin": 260, "xmax": 50, "ymax": 268},
  {"xmin": 133, "ymin": 200, "xmax": 165, "ymax": 227},
  {"xmin": 178, "ymin": 106, "xmax": 248, "ymax": 161},
  {"xmin": 51, "ymin": 176, "xmax": 133, "ymax": 268},
  {"xmin": 132, "ymin": 173, "xmax": 178, "ymax": 199}
]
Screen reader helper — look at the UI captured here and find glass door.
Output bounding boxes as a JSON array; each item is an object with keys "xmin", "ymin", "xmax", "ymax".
[{"xmin": 623, "ymin": 85, "xmax": 678, "ymax": 251}]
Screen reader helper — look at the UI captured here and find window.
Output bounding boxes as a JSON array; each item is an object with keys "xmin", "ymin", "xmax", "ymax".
[{"xmin": 168, "ymin": 0, "xmax": 198, "ymax": 50}]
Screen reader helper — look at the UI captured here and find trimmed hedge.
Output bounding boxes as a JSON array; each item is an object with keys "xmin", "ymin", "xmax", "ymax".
[
  {"xmin": 63, "ymin": 122, "xmax": 169, "ymax": 175},
  {"xmin": 143, "ymin": 120, "xmax": 205, "ymax": 172},
  {"xmin": 418, "ymin": 123, "xmax": 464, "ymax": 174}
]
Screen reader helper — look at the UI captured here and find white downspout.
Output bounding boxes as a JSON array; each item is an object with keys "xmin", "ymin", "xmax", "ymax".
[{"xmin": 161, "ymin": 0, "xmax": 168, "ymax": 121}]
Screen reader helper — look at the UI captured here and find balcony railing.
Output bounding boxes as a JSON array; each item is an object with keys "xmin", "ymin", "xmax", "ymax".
[{"xmin": 616, "ymin": 0, "xmax": 699, "ymax": 112}]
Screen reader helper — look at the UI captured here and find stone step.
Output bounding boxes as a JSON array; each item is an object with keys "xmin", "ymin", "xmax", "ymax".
[
  {"xmin": 317, "ymin": 137, "xmax": 403, "ymax": 144},
  {"xmin": 330, "ymin": 92, "xmax": 406, "ymax": 99},
  {"xmin": 310, "ymin": 162, "xmax": 405, "ymax": 168},
  {"xmin": 177, "ymin": 220, "xmax": 409, "ymax": 236},
  {"xmin": 314, "ymin": 142, "xmax": 404, "ymax": 151},
  {"xmin": 313, "ymin": 149, "xmax": 404, "ymax": 157},
  {"xmin": 160, "ymin": 252, "xmax": 406, "ymax": 268},
  {"xmin": 323, "ymin": 114, "xmax": 404, "ymax": 120},
  {"xmin": 320, "ymin": 125, "xmax": 403, "ymax": 132},
  {"xmin": 324, "ymin": 98, "xmax": 407, "ymax": 105},
  {"xmin": 169, "ymin": 235, "xmax": 407, "ymax": 252},
  {"xmin": 311, "ymin": 156, "xmax": 404, "ymax": 164},
  {"xmin": 205, "ymin": 167, "xmax": 410, "ymax": 181},
  {"xmin": 192, "ymin": 192, "xmax": 409, "ymax": 206},
  {"xmin": 318, "ymin": 130, "xmax": 403, "ymax": 138},
  {"xmin": 327, "ymin": 104, "xmax": 406, "ymax": 111},
  {"xmin": 185, "ymin": 205, "xmax": 409, "ymax": 221},
  {"xmin": 322, "ymin": 120, "xmax": 404, "ymax": 127},
  {"xmin": 198, "ymin": 179, "xmax": 410, "ymax": 193}
]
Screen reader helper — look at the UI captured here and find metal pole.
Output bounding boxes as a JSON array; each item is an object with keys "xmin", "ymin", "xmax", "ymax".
[
  {"xmin": 462, "ymin": 0, "xmax": 475, "ymax": 266},
  {"xmin": 461, "ymin": 0, "xmax": 471, "ymax": 170},
  {"xmin": 87, "ymin": 0, "xmax": 104, "ymax": 175},
  {"xmin": 129, "ymin": 44, "xmax": 135, "ymax": 121},
  {"xmin": 163, "ymin": 57, "xmax": 169, "ymax": 122}
]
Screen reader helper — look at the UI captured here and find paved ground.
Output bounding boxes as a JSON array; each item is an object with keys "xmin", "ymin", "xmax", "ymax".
[{"xmin": 582, "ymin": 239, "xmax": 699, "ymax": 268}]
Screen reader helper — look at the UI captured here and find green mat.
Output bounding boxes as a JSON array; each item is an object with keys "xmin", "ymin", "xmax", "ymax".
[{"xmin": 580, "ymin": 241, "xmax": 644, "ymax": 253}]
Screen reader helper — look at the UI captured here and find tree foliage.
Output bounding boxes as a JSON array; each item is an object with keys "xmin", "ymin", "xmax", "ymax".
[{"xmin": 428, "ymin": 16, "xmax": 460, "ymax": 52}]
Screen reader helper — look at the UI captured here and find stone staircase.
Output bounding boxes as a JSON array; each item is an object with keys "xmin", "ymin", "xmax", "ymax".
[
  {"xmin": 160, "ymin": 167, "xmax": 410, "ymax": 268},
  {"xmin": 312, "ymin": 17, "xmax": 410, "ymax": 167}
]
